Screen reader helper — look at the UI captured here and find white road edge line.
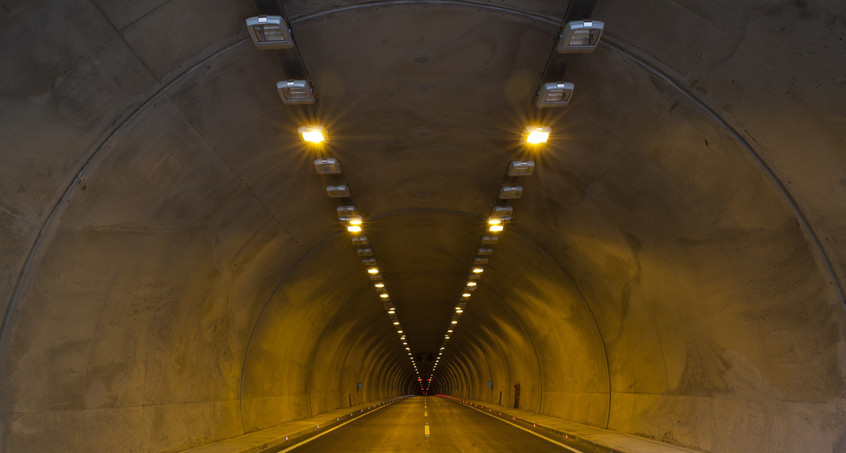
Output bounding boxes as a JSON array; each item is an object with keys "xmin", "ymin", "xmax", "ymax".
[
  {"xmin": 279, "ymin": 398, "xmax": 406, "ymax": 452},
  {"xmin": 457, "ymin": 401, "xmax": 584, "ymax": 453}
]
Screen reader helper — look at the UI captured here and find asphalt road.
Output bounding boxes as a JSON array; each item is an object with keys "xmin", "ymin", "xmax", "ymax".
[{"xmin": 286, "ymin": 395, "xmax": 591, "ymax": 452}]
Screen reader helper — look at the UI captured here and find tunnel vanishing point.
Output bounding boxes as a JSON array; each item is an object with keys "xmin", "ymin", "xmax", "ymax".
[{"xmin": 1, "ymin": 0, "xmax": 846, "ymax": 451}]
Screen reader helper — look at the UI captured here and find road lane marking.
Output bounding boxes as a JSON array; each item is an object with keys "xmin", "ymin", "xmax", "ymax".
[
  {"xmin": 457, "ymin": 401, "xmax": 584, "ymax": 453},
  {"xmin": 424, "ymin": 423, "xmax": 430, "ymax": 437},
  {"xmin": 279, "ymin": 397, "xmax": 407, "ymax": 452}
]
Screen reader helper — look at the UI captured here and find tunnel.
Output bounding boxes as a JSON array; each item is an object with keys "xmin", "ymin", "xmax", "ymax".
[{"xmin": 1, "ymin": 0, "xmax": 845, "ymax": 452}]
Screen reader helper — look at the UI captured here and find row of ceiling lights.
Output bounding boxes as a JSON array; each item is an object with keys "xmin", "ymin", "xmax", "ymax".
[
  {"xmin": 426, "ymin": 156, "xmax": 537, "ymax": 384},
  {"xmin": 312, "ymin": 157, "xmax": 423, "ymax": 383},
  {"xmin": 245, "ymin": 12, "xmax": 424, "ymax": 386},
  {"xmin": 245, "ymin": 10, "xmax": 606, "ymax": 392},
  {"xmin": 424, "ymin": 17, "xmax": 607, "ymax": 391}
]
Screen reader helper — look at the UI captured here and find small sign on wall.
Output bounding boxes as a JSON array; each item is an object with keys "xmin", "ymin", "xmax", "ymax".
[
  {"xmin": 488, "ymin": 380, "xmax": 493, "ymax": 388},
  {"xmin": 357, "ymin": 382, "xmax": 362, "ymax": 390}
]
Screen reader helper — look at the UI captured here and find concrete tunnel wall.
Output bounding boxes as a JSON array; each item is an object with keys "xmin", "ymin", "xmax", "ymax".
[{"xmin": 1, "ymin": 0, "xmax": 845, "ymax": 452}]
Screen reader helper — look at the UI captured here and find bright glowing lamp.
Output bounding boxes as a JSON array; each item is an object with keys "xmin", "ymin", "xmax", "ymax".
[
  {"xmin": 299, "ymin": 126, "xmax": 325, "ymax": 143},
  {"xmin": 525, "ymin": 126, "xmax": 550, "ymax": 144}
]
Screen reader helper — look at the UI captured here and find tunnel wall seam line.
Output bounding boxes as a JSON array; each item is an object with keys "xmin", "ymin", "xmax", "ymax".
[
  {"xmin": 507, "ymin": 236, "xmax": 611, "ymax": 427},
  {"xmin": 237, "ymin": 230, "xmax": 343, "ymax": 431},
  {"xmin": 600, "ymin": 37, "xmax": 846, "ymax": 309},
  {"xmin": 0, "ymin": 38, "xmax": 251, "ymax": 351},
  {"xmin": 494, "ymin": 252, "xmax": 547, "ymax": 410}
]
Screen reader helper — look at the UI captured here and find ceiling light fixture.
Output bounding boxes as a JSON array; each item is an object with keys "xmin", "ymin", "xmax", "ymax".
[
  {"xmin": 380, "ymin": 293, "xmax": 390, "ymax": 299},
  {"xmin": 337, "ymin": 205, "xmax": 357, "ymax": 221},
  {"xmin": 299, "ymin": 126, "xmax": 325, "ymax": 143},
  {"xmin": 314, "ymin": 158, "xmax": 341, "ymax": 174},
  {"xmin": 374, "ymin": 282, "xmax": 385, "ymax": 289},
  {"xmin": 490, "ymin": 206, "xmax": 513, "ymax": 222},
  {"xmin": 508, "ymin": 160, "xmax": 535, "ymax": 176},
  {"xmin": 472, "ymin": 267, "xmax": 484, "ymax": 274},
  {"xmin": 326, "ymin": 184, "xmax": 350, "ymax": 198},
  {"xmin": 246, "ymin": 16, "xmax": 294, "ymax": 49},
  {"xmin": 558, "ymin": 20, "xmax": 605, "ymax": 53},
  {"xmin": 367, "ymin": 267, "xmax": 379, "ymax": 275},
  {"xmin": 466, "ymin": 281, "xmax": 477, "ymax": 288},
  {"xmin": 347, "ymin": 225, "xmax": 362, "ymax": 233},
  {"xmin": 525, "ymin": 126, "xmax": 550, "ymax": 144},
  {"xmin": 277, "ymin": 80, "xmax": 315, "ymax": 104},
  {"xmin": 498, "ymin": 184, "xmax": 523, "ymax": 200},
  {"xmin": 537, "ymin": 82, "xmax": 574, "ymax": 108}
]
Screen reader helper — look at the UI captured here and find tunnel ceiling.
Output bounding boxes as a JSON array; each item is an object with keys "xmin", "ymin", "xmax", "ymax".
[{"xmin": 2, "ymin": 0, "xmax": 846, "ymax": 452}]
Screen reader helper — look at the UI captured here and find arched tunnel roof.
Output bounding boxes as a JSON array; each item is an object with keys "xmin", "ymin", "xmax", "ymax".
[{"xmin": 1, "ymin": 0, "xmax": 845, "ymax": 452}]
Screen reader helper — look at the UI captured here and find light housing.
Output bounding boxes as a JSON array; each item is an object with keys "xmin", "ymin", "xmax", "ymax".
[
  {"xmin": 299, "ymin": 126, "xmax": 325, "ymax": 143},
  {"xmin": 473, "ymin": 257, "xmax": 488, "ymax": 265},
  {"xmin": 498, "ymin": 184, "xmax": 523, "ymax": 199},
  {"xmin": 558, "ymin": 20, "xmax": 605, "ymax": 53},
  {"xmin": 314, "ymin": 158, "xmax": 341, "ymax": 174},
  {"xmin": 525, "ymin": 126, "xmax": 550, "ymax": 144},
  {"xmin": 326, "ymin": 184, "xmax": 350, "ymax": 198},
  {"xmin": 472, "ymin": 267, "xmax": 484, "ymax": 274},
  {"xmin": 357, "ymin": 247, "xmax": 373, "ymax": 257},
  {"xmin": 361, "ymin": 258, "xmax": 376, "ymax": 266},
  {"xmin": 374, "ymin": 282, "xmax": 385, "ymax": 289},
  {"xmin": 246, "ymin": 16, "xmax": 294, "ymax": 49},
  {"xmin": 347, "ymin": 225, "xmax": 362, "ymax": 233},
  {"xmin": 536, "ymin": 82, "xmax": 574, "ymax": 107},
  {"xmin": 367, "ymin": 267, "xmax": 380, "ymax": 274},
  {"xmin": 490, "ymin": 206, "xmax": 513, "ymax": 222},
  {"xmin": 508, "ymin": 160, "xmax": 535, "ymax": 176},
  {"xmin": 476, "ymin": 247, "xmax": 493, "ymax": 256},
  {"xmin": 480, "ymin": 235, "xmax": 498, "ymax": 245},
  {"xmin": 352, "ymin": 236, "xmax": 369, "ymax": 245},
  {"xmin": 277, "ymin": 80, "xmax": 315, "ymax": 104},
  {"xmin": 337, "ymin": 205, "xmax": 358, "ymax": 221}
]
